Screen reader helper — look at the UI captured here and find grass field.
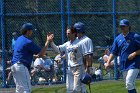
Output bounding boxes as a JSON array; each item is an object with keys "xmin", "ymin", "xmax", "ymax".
[{"xmin": 32, "ymin": 80, "xmax": 140, "ymax": 93}]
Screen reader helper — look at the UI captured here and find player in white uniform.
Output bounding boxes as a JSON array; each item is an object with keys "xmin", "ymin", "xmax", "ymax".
[
  {"xmin": 74, "ymin": 22, "xmax": 93, "ymax": 76},
  {"xmin": 49, "ymin": 26, "xmax": 87, "ymax": 93}
]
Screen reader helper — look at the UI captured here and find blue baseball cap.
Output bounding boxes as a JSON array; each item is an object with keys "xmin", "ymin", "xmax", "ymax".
[
  {"xmin": 119, "ymin": 19, "xmax": 129, "ymax": 26},
  {"xmin": 21, "ymin": 23, "xmax": 34, "ymax": 31},
  {"xmin": 74, "ymin": 22, "xmax": 85, "ymax": 33}
]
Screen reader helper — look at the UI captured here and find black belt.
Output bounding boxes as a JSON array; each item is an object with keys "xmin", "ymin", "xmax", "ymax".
[
  {"xmin": 17, "ymin": 62, "xmax": 22, "ymax": 64},
  {"xmin": 67, "ymin": 65, "xmax": 82, "ymax": 69}
]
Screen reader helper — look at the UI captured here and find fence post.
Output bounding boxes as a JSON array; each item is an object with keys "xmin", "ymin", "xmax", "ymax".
[
  {"xmin": 0, "ymin": 0, "xmax": 7, "ymax": 88},
  {"xmin": 61, "ymin": 0, "xmax": 66, "ymax": 83},
  {"xmin": 112, "ymin": 0, "xmax": 118, "ymax": 80},
  {"xmin": 67, "ymin": 0, "xmax": 71, "ymax": 26}
]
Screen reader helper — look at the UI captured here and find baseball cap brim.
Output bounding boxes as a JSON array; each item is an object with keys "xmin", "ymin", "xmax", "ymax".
[
  {"xmin": 120, "ymin": 24, "xmax": 128, "ymax": 26},
  {"xmin": 119, "ymin": 19, "xmax": 129, "ymax": 26}
]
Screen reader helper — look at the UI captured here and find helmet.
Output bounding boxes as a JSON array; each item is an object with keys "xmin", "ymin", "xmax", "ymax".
[
  {"xmin": 119, "ymin": 19, "xmax": 129, "ymax": 26},
  {"xmin": 21, "ymin": 23, "xmax": 33, "ymax": 31},
  {"xmin": 74, "ymin": 22, "xmax": 85, "ymax": 33},
  {"xmin": 81, "ymin": 73, "xmax": 92, "ymax": 85}
]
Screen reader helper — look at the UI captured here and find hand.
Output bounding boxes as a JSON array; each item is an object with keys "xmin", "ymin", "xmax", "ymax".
[
  {"xmin": 85, "ymin": 67, "xmax": 93, "ymax": 75},
  {"xmin": 47, "ymin": 32, "xmax": 54, "ymax": 42},
  {"xmin": 6, "ymin": 67, "xmax": 11, "ymax": 71},
  {"xmin": 55, "ymin": 60, "xmax": 62, "ymax": 64},
  {"xmin": 128, "ymin": 52, "xmax": 136, "ymax": 60},
  {"xmin": 33, "ymin": 54, "xmax": 39, "ymax": 58},
  {"xmin": 104, "ymin": 62, "xmax": 110, "ymax": 69}
]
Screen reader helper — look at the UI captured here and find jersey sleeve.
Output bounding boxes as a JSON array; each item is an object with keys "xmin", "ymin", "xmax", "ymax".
[
  {"xmin": 110, "ymin": 39, "xmax": 119, "ymax": 56},
  {"xmin": 134, "ymin": 33, "xmax": 140, "ymax": 48},
  {"xmin": 27, "ymin": 41, "xmax": 41, "ymax": 55},
  {"xmin": 82, "ymin": 38, "xmax": 93, "ymax": 56},
  {"xmin": 58, "ymin": 42, "xmax": 67, "ymax": 52}
]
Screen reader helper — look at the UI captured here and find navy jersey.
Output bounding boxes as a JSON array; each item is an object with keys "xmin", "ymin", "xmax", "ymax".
[
  {"xmin": 11, "ymin": 35, "xmax": 41, "ymax": 70},
  {"xmin": 111, "ymin": 32, "xmax": 140, "ymax": 70}
]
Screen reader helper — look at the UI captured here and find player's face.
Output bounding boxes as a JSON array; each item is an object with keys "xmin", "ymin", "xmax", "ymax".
[
  {"xmin": 77, "ymin": 33, "xmax": 83, "ymax": 39},
  {"xmin": 28, "ymin": 30, "xmax": 33, "ymax": 36},
  {"xmin": 120, "ymin": 26, "xmax": 129, "ymax": 32},
  {"xmin": 66, "ymin": 29, "xmax": 75, "ymax": 40}
]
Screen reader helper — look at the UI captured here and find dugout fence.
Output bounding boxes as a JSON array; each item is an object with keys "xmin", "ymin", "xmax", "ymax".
[{"xmin": 0, "ymin": 0, "xmax": 140, "ymax": 88}]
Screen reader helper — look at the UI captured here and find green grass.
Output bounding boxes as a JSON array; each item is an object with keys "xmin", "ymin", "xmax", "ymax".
[
  {"xmin": 32, "ymin": 86, "xmax": 66, "ymax": 93},
  {"xmin": 32, "ymin": 80, "xmax": 140, "ymax": 93}
]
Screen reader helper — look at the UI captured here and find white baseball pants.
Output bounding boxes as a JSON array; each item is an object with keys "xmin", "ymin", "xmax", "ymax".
[
  {"xmin": 123, "ymin": 69, "xmax": 139, "ymax": 90},
  {"xmin": 66, "ymin": 65, "xmax": 87, "ymax": 93},
  {"xmin": 11, "ymin": 62, "xmax": 31, "ymax": 93}
]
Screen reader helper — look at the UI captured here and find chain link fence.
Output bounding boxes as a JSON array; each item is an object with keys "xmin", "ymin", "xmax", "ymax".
[{"xmin": 0, "ymin": 0, "xmax": 140, "ymax": 90}]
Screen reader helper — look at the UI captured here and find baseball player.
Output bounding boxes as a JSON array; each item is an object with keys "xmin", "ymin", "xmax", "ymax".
[
  {"xmin": 105, "ymin": 19, "xmax": 140, "ymax": 93},
  {"xmin": 49, "ymin": 26, "xmax": 87, "ymax": 93},
  {"xmin": 74, "ymin": 22, "xmax": 93, "ymax": 75},
  {"xmin": 11, "ymin": 23, "xmax": 52, "ymax": 93}
]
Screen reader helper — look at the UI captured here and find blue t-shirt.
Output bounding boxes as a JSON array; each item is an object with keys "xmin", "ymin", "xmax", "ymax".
[
  {"xmin": 12, "ymin": 37, "xmax": 17, "ymax": 51},
  {"xmin": 111, "ymin": 32, "xmax": 140, "ymax": 70},
  {"xmin": 11, "ymin": 35, "xmax": 41, "ymax": 70}
]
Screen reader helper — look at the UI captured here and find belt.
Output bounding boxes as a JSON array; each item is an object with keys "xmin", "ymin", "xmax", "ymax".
[
  {"xmin": 67, "ymin": 65, "xmax": 82, "ymax": 69},
  {"xmin": 17, "ymin": 61, "xmax": 22, "ymax": 64}
]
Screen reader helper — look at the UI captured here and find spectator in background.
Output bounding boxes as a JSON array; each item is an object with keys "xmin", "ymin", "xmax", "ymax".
[
  {"xmin": 12, "ymin": 32, "xmax": 17, "ymax": 51},
  {"xmin": 31, "ymin": 53, "xmax": 54, "ymax": 84},
  {"xmin": 103, "ymin": 48, "xmax": 120, "ymax": 79},
  {"xmin": 103, "ymin": 48, "xmax": 120, "ymax": 67},
  {"xmin": 54, "ymin": 53, "xmax": 66, "ymax": 82},
  {"xmin": 103, "ymin": 49, "xmax": 114, "ymax": 67},
  {"xmin": 95, "ymin": 67, "xmax": 102, "ymax": 81},
  {"xmin": 6, "ymin": 60, "xmax": 14, "ymax": 85}
]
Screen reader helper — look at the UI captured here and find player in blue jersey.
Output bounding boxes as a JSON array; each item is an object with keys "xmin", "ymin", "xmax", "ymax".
[
  {"xmin": 105, "ymin": 19, "xmax": 140, "ymax": 93},
  {"xmin": 11, "ymin": 23, "xmax": 52, "ymax": 93}
]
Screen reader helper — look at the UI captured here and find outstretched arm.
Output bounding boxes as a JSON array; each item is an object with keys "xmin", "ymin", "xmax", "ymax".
[
  {"xmin": 45, "ymin": 33, "xmax": 60, "ymax": 53},
  {"xmin": 104, "ymin": 53, "xmax": 114, "ymax": 69},
  {"xmin": 37, "ymin": 33, "xmax": 54, "ymax": 57},
  {"xmin": 50, "ymin": 42, "xmax": 60, "ymax": 53}
]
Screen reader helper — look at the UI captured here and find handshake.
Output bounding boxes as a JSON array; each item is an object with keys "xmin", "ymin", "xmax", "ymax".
[{"xmin": 47, "ymin": 32, "xmax": 54, "ymax": 42}]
